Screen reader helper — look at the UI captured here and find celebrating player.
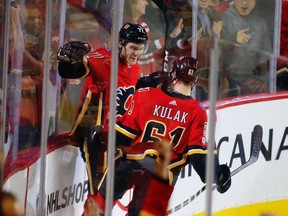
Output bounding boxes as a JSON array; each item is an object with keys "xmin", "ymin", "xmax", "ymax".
[
  {"xmin": 92, "ymin": 56, "xmax": 231, "ymax": 215},
  {"xmin": 57, "ymin": 23, "xmax": 150, "ymax": 195}
]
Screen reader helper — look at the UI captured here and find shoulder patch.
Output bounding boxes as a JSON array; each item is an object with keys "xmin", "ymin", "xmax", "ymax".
[{"xmin": 199, "ymin": 103, "xmax": 206, "ymax": 111}]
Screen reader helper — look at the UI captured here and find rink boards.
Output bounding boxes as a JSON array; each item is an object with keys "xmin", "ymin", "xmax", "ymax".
[{"xmin": 3, "ymin": 92, "xmax": 288, "ymax": 216}]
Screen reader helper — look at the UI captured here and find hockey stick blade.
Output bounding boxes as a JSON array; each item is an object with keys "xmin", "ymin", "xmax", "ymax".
[
  {"xmin": 167, "ymin": 124, "xmax": 263, "ymax": 214},
  {"xmin": 231, "ymin": 124, "xmax": 262, "ymax": 176}
]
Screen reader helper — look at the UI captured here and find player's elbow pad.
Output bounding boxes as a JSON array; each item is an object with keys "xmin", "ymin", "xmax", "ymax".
[{"xmin": 58, "ymin": 60, "xmax": 88, "ymax": 79}]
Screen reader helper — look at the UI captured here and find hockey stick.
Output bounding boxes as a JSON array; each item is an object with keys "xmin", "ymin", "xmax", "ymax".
[
  {"xmin": 167, "ymin": 124, "xmax": 263, "ymax": 214},
  {"xmin": 230, "ymin": 124, "xmax": 262, "ymax": 176},
  {"xmin": 97, "ymin": 167, "xmax": 108, "ymax": 191}
]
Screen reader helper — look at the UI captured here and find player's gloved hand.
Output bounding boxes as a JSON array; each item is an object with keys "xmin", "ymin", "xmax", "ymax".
[
  {"xmin": 89, "ymin": 125, "xmax": 104, "ymax": 146},
  {"xmin": 151, "ymin": 70, "xmax": 171, "ymax": 85},
  {"xmin": 216, "ymin": 164, "xmax": 231, "ymax": 194},
  {"xmin": 136, "ymin": 71, "xmax": 170, "ymax": 89},
  {"xmin": 57, "ymin": 41, "xmax": 91, "ymax": 63}
]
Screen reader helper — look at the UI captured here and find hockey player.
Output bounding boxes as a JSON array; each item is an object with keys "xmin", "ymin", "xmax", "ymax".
[
  {"xmin": 93, "ymin": 56, "xmax": 231, "ymax": 215},
  {"xmin": 57, "ymin": 23, "xmax": 149, "ymax": 195}
]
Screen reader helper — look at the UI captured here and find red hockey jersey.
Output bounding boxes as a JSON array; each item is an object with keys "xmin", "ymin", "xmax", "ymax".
[
  {"xmin": 116, "ymin": 86, "xmax": 208, "ymax": 169},
  {"xmin": 70, "ymin": 47, "xmax": 140, "ymax": 136},
  {"xmin": 139, "ymin": 176, "xmax": 173, "ymax": 216}
]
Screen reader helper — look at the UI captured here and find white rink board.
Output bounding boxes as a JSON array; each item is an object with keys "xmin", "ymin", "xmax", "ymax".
[
  {"xmin": 4, "ymin": 146, "xmax": 89, "ymax": 216},
  {"xmin": 168, "ymin": 96, "xmax": 288, "ymax": 215},
  {"xmin": 3, "ymin": 94, "xmax": 288, "ymax": 215}
]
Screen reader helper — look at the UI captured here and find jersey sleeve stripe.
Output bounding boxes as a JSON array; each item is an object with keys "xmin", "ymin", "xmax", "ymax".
[
  {"xmin": 168, "ymin": 149, "xmax": 217, "ymax": 170},
  {"xmin": 83, "ymin": 140, "xmax": 95, "ymax": 194},
  {"xmin": 82, "ymin": 57, "xmax": 91, "ymax": 78},
  {"xmin": 115, "ymin": 124, "xmax": 137, "ymax": 139},
  {"xmin": 69, "ymin": 90, "xmax": 92, "ymax": 136},
  {"xmin": 96, "ymin": 92, "xmax": 103, "ymax": 126},
  {"xmin": 126, "ymin": 149, "xmax": 159, "ymax": 160}
]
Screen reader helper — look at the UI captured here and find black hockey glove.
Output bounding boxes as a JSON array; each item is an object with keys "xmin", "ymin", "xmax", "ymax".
[
  {"xmin": 89, "ymin": 125, "xmax": 105, "ymax": 146},
  {"xmin": 57, "ymin": 41, "xmax": 91, "ymax": 63},
  {"xmin": 136, "ymin": 70, "xmax": 170, "ymax": 89},
  {"xmin": 216, "ymin": 164, "xmax": 231, "ymax": 194}
]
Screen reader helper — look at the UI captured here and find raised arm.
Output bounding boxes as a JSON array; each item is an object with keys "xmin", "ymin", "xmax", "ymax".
[{"xmin": 57, "ymin": 41, "xmax": 91, "ymax": 79}]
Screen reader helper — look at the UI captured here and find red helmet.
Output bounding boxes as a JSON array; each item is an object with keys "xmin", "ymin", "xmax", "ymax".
[{"xmin": 170, "ymin": 56, "xmax": 199, "ymax": 84}]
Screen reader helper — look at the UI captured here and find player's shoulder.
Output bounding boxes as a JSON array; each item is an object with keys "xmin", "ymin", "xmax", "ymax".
[
  {"xmin": 195, "ymin": 102, "xmax": 208, "ymax": 120},
  {"xmin": 87, "ymin": 48, "xmax": 111, "ymax": 60},
  {"xmin": 196, "ymin": 101, "xmax": 207, "ymax": 112},
  {"xmin": 185, "ymin": 98, "xmax": 207, "ymax": 113}
]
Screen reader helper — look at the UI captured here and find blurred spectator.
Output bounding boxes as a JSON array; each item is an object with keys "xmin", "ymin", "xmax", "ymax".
[
  {"xmin": 0, "ymin": 191, "xmax": 24, "ymax": 216},
  {"xmin": 124, "ymin": 0, "xmax": 185, "ymax": 75},
  {"xmin": 209, "ymin": 0, "xmax": 232, "ymax": 14},
  {"xmin": 195, "ymin": 0, "xmax": 229, "ymax": 101},
  {"xmin": 65, "ymin": 4, "xmax": 108, "ymax": 49},
  {"xmin": 198, "ymin": 0, "xmax": 222, "ymax": 38},
  {"xmin": 221, "ymin": 0, "xmax": 272, "ymax": 96},
  {"xmin": 7, "ymin": 1, "xmax": 27, "ymax": 157},
  {"xmin": 123, "ymin": 0, "xmax": 157, "ymax": 75},
  {"xmin": 6, "ymin": 0, "xmax": 60, "ymax": 158},
  {"xmin": 172, "ymin": 0, "xmax": 223, "ymax": 61},
  {"xmin": 59, "ymin": 4, "xmax": 111, "ymax": 130},
  {"xmin": 67, "ymin": 0, "xmax": 113, "ymax": 35},
  {"xmin": 195, "ymin": 0, "xmax": 223, "ymax": 68},
  {"xmin": 20, "ymin": 0, "xmax": 44, "ymax": 148},
  {"xmin": 170, "ymin": 0, "xmax": 227, "ymax": 101},
  {"xmin": 124, "ymin": 0, "xmax": 149, "ymax": 26},
  {"xmin": 7, "ymin": 0, "xmax": 44, "ymax": 156}
]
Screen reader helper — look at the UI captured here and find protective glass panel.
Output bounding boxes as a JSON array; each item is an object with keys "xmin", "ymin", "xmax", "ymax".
[
  {"xmin": 212, "ymin": 43, "xmax": 288, "ymax": 216},
  {"xmin": 0, "ymin": 0, "xmax": 6, "ymax": 158},
  {"xmin": 1, "ymin": 1, "xmax": 65, "ymax": 215},
  {"xmin": 167, "ymin": 1, "xmax": 287, "ymax": 216},
  {"xmin": 2, "ymin": 0, "xmax": 286, "ymax": 216},
  {"xmin": 3, "ymin": 1, "xmax": 46, "ymax": 214},
  {"xmin": 0, "ymin": 0, "xmax": 4, "ymax": 90},
  {"xmin": 58, "ymin": 2, "xmax": 111, "ymax": 132}
]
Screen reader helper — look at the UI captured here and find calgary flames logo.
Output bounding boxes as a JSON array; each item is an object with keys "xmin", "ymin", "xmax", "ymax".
[{"xmin": 116, "ymin": 86, "xmax": 135, "ymax": 117}]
